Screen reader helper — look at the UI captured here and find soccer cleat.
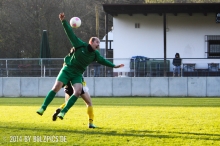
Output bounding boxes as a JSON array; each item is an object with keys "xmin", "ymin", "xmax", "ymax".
[
  {"xmin": 52, "ymin": 108, "xmax": 61, "ymax": 121},
  {"xmin": 89, "ymin": 124, "xmax": 97, "ymax": 128},
  {"xmin": 57, "ymin": 112, "xmax": 65, "ymax": 120},
  {"xmin": 36, "ymin": 108, "xmax": 44, "ymax": 116}
]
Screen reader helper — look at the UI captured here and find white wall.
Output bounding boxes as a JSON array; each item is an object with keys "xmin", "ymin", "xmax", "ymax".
[
  {"xmin": 111, "ymin": 13, "xmax": 220, "ymax": 72},
  {"xmin": 166, "ymin": 13, "xmax": 220, "ymax": 58},
  {"xmin": 113, "ymin": 14, "xmax": 164, "ymax": 59},
  {"xmin": 1, "ymin": 77, "xmax": 220, "ymax": 97}
]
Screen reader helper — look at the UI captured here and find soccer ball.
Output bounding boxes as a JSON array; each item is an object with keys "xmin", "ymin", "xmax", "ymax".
[{"xmin": 70, "ymin": 17, "xmax": 81, "ymax": 28}]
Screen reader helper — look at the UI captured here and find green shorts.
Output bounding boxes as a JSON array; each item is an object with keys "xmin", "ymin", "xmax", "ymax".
[{"xmin": 56, "ymin": 65, "xmax": 82, "ymax": 85}]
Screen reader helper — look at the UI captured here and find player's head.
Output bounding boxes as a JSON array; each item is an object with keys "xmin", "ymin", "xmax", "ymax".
[{"xmin": 89, "ymin": 37, "xmax": 100, "ymax": 50}]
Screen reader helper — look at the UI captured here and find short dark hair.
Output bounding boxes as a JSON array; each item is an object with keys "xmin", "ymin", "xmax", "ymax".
[{"xmin": 175, "ymin": 53, "xmax": 180, "ymax": 58}]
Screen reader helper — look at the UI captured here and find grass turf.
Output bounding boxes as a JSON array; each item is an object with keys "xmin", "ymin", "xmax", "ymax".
[{"xmin": 0, "ymin": 97, "xmax": 220, "ymax": 146}]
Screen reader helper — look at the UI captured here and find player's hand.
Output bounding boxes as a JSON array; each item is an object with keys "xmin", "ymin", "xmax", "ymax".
[
  {"xmin": 59, "ymin": 12, "xmax": 65, "ymax": 21},
  {"xmin": 114, "ymin": 64, "xmax": 124, "ymax": 68},
  {"xmin": 70, "ymin": 47, "xmax": 75, "ymax": 53}
]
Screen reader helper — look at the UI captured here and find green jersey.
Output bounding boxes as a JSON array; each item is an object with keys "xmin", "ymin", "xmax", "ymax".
[{"xmin": 62, "ymin": 20, "xmax": 115, "ymax": 75}]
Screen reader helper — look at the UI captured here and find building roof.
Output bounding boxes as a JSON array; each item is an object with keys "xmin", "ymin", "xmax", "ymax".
[{"xmin": 103, "ymin": 3, "xmax": 220, "ymax": 16}]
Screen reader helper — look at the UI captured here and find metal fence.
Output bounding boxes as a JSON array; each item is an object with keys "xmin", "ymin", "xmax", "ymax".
[{"xmin": 0, "ymin": 58, "xmax": 220, "ymax": 77}]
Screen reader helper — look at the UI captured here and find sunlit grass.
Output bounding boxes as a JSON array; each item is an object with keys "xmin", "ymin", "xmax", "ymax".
[{"xmin": 0, "ymin": 98, "xmax": 220, "ymax": 146}]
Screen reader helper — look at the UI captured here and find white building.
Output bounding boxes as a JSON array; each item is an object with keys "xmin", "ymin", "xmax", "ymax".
[{"xmin": 103, "ymin": 3, "xmax": 220, "ymax": 76}]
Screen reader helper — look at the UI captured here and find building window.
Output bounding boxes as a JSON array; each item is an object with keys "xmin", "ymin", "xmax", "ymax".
[
  {"xmin": 205, "ymin": 35, "xmax": 220, "ymax": 58},
  {"xmin": 135, "ymin": 23, "xmax": 140, "ymax": 28}
]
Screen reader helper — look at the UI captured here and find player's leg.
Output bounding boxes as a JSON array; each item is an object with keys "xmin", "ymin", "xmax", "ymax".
[
  {"xmin": 80, "ymin": 79, "xmax": 96, "ymax": 128},
  {"xmin": 81, "ymin": 92, "xmax": 96, "ymax": 128},
  {"xmin": 52, "ymin": 82, "xmax": 73, "ymax": 121},
  {"xmin": 36, "ymin": 80, "xmax": 63, "ymax": 115},
  {"xmin": 37, "ymin": 69, "xmax": 68, "ymax": 116},
  {"xmin": 52, "ymin": 93, "xmax": 69, "ymax": 121},
  {"xmin": 62, "ymin": 82, "xmax": 73, "ymax": 109},
  {"xmin": 58, "ymin": 82, "xmax": 82, "ymax": 120}
]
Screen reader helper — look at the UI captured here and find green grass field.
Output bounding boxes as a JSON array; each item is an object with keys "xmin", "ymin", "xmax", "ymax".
[{"xmin": 0, "ymin": 97, "xmax": 220, "ymax": 146}]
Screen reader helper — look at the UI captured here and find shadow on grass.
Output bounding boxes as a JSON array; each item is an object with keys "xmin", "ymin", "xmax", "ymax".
[
  {"xmin": 0, "ymin": 122, "xmax": 219, "ymax": 141},
  {"xmin": 1, "ymin": 98, "xmax": 220, "ymax": 107}
]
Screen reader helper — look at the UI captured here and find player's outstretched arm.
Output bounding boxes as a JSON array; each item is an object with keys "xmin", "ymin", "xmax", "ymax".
[{"xmin": 114, "ymin": 64, "xmax": 124, "ymax": 68}]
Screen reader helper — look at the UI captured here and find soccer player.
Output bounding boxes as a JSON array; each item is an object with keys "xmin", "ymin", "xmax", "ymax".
[
  {"xmin": 52, "ymin": 78, "xmax": 96, "ymax": 128},
  {"xmin": 36, "ymin": 12, "xmax": 124, "ymax": 120}
]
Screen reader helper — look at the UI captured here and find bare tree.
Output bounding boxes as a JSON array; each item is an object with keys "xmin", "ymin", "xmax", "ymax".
[{"xmin": 0, "ymin": 0, "xmax": 63, "ymax": 58}]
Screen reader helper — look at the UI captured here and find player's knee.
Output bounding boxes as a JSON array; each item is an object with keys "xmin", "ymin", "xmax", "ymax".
[
  {"xmin": 52, "ymin": 84, "xmax": 62, "ymax": 92},
  {"xmin": 86, "ymin": 102, "xmax": 92, "ymax": 106},
  {"xmin": 74, "ymin": 89, "xmax": 82, "ymax": 97}
]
